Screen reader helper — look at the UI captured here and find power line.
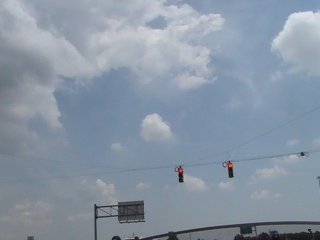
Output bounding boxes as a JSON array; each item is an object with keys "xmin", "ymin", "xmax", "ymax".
[
  {"xmin": 2, "ymin": 104, "xmax": 320, "ymax": 180},
  {"xmin": 0, "ymin": 169, "xmax": 126, "ymax": 184},
  {"xmin": 184, "ymin": 103, "xmax": 320, "ymax": 165},
  {"xmin": 0, "ymin": 149, "xmax": 317, "ymax": 185},
  {"xmin": 0, "ymin": 152, "xmax": 128, "ymax": 170},
  {"xmin": 231, "ymin": 105, "xmax": 320, "ymax": 151},
  {"xmin": 183, "ymin": 150, "xmax": 318, "ymax": 168}
]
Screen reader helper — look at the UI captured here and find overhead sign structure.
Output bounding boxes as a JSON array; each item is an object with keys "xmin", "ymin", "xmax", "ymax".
[
  {"xmin": 94, "ymin": 201, "xmax": 145, "ymax": 240},
  {"xmin": 118, "ymin": 201, "xmax": 145, "ymax": 223}
]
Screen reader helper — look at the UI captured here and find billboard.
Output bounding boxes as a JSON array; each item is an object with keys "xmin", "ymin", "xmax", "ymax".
[{"xmin": 118, "ymin": 201, "xmax": 144, "ymax": 223}]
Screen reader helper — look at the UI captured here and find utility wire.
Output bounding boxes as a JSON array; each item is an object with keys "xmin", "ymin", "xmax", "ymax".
[
  {"xmin": 1, "ymin": 104, "xmax": 320, "ymax": 175},
  {"xmin": 0, "ymin": 152, "xmax": 128, "ymax": 170},
  {"xmin": 185, "ymin": 149, "xmax": 319, "ymax": 168},
  {"xmin": 183, "ymin": 103, "xmax": 320, "ymax": 165},
  {"xmin": 0, "ymin": 169, "xmax": 127, "ymax": 184},
  {"xmin": 231, "ymin": 105, "xmax": 320, "ymax": 151},
  {"xmin": 1, "ymin": 104, "xmax": 320, "ymax": 184},
  {"xmin": 0, "ymin": 149, "xmax": 318, "ymax": 184}
]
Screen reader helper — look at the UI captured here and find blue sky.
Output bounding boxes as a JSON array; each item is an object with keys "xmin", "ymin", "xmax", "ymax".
[{"xmin": 1, "ymin": 0, "xmax": 320, "ymax": 239}]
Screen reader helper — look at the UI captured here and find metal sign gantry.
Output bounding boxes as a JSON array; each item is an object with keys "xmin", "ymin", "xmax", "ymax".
[{"xmin": 94, "ymin": 201, "xmax": 145, "ymax": 240}]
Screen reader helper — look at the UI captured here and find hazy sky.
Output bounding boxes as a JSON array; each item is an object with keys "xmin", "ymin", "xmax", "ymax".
[{"xmin": 1, "ymin": 0, "xmax": 320, "ymax": 239}]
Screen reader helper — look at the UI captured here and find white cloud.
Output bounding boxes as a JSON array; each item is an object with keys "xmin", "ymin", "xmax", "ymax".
[
  {"xmin": 85, "ymin": 2, "xmax": 223, "ymax": 89},
  {"xmin": 272, "ymin": 11, "xmax": 320, "ymax": 76},
  {"xmin": 0, "ymin": 0, "xmax": 223, "ymax": 155},
  {"xmin": 184, "ymin": 174, "xmax": 208, "ymax": 192},
  {"xmin": 254, "ymin": 165, "xmax": 288, "ymax": 180},
  {"xmin": 218, "ymin": 181, "xmax": 234, "ymax": 191},
  {"xmin": 140, "ymin": 113, "xmax": 173, "ymax": 142},
  {"xmin": 272, "ymin": 155, "xmax": 300, "ymax": 164},
  {"xmin": 286, "ymin": 139, "xmax": 299, "ymax": 147},
  {"xmin": 136, "ymin": 182, "xmax": 152, "ymax": 190},
  {"xmin": 250, "ymin": 190, "xmax": 281, "ymax": 200},
  {"xmin": 0, "ymin": 200, "xmax": 54, "ymax": 228},
  {"xmin": 110, "ymin": 143, "xmax": 126, "ymax": 152},
  {"xmin": 0, "ymin": 0, "xmax": 92, "ymax": 155},
  {"xmin": 95, "ymin": 179, "xmax": 117, "ymax": 204},
  {"xmin": 172, "ymin": 73, "xmax": 215, "ymax": 90}
]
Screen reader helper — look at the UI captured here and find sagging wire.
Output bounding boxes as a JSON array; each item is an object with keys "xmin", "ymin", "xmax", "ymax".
[{"xmin": 0, "ymin": 149, "xmax": 315, "ymax": 184}]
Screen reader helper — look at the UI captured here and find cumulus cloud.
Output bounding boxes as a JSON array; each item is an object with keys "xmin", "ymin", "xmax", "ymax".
[
  {"xmin": 0, "ymin": 0, "xmax": 68, "ymax": 155},
  {"xmin": 218, "ymin": 181, "xmax": 234, "ymax": 191},
  {"xmin": 0, "ymin": 0, "xmax": 223, "ymax": 155},
  {"xmin": 250, "ymin": 190, "xmax": 281, "ymax": 200},
  {"xmin": 136, "ymin": 182, "xmax": 152, "ymax": 190},
  {"xmin": 86, "ymin": 2, "xmax": 223, "ymax": 89},
  {"xmin": 254, "ymin": 165, "xmax": 288, "ymax": 180},
  {"xmin": 140, "ymin": 113, "xmax": 173, "ymax": 142},
  {"xmin": 184, "ymin": 174, "xmax": 208, "ymax": 192},
  {"xmin": 0, "ymin": 200, "xmax": 54, "ymax": 228},
  {"xmin": 272, "ymin": 11, "xmax": 320, "ymax": 76},
  {"xmin": 110, "ymin": 143, "xmax": 126, "ymax": 152},
  {"xmin": 95, "ymin": 179, "xmax": 117, "ymax": 204},
  {"xmin": 250, "ymin": 165, "xmax": 288, "ymax": 184},
  {"xmin": 272, "ymin": 155, "xmax": 300, "ymax": 164}
]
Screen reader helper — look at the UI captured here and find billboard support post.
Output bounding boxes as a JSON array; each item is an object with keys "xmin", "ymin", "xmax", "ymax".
[{"xmin": 94, "ymin": 204, "xmax": 98, "ymax": 240}]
